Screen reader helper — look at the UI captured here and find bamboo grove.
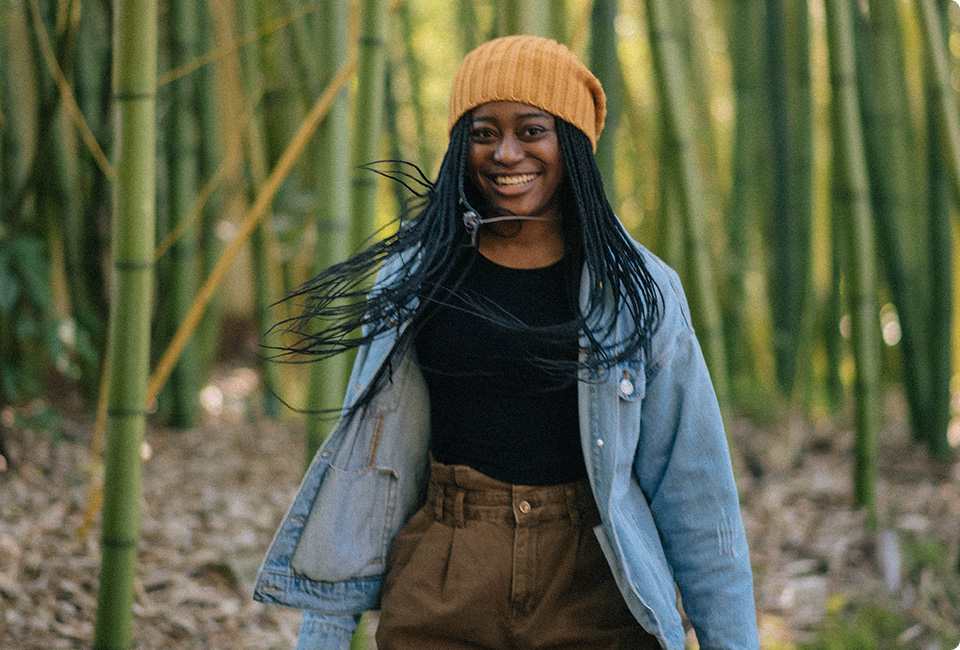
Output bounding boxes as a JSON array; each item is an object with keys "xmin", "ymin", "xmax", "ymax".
[{"xmin": 1, "ymin": 0, "xmax": 959, "ymax": 643}]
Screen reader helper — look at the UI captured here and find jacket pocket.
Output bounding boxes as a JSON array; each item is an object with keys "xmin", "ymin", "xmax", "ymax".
[{"xmin": 291, "ymin": 464, "xmax": 398, "ymax": 582}]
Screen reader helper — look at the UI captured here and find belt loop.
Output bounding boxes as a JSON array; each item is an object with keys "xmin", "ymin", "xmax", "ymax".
[
  {"xmin": 564, "ymin": 485, "xmax": 580, "ymax": 528},
  {"xmin": 434, "ymin": 484, "xmax": 445, "ymax": 522},
  {"xmin": 454, "ymin": 489, "xmax": 466, "ymax": 528}
]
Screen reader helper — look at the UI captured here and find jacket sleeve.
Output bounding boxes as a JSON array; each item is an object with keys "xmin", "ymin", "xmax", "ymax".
[
  {"xmin": 636, "ymin": 266, "xmax": 759, "ymax": 650},
  {"xmin": 295, "ymin": 611, "xmax": 361, "ymax": 650}
]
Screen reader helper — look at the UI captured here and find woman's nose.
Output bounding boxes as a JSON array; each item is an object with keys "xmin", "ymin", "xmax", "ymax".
[{"xmin": 493, "ymin": 135, "xmax": 524, "ymax": 165}]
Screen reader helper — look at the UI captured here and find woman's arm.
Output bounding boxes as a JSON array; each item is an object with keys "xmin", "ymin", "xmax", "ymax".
[{"xmin": 636, "ymin": 265, "xmax": 759, "ymax": 650}]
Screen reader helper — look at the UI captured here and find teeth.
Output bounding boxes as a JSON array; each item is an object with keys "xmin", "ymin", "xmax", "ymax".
[{"xmin": 493, "ymin": 173, "xmax": 537, "ymax": 186}]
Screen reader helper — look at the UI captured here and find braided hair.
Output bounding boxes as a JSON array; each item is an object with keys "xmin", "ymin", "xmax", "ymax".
[{"xmin": 272, "ymin": 113, "xmax": 662, "ymax": 417}]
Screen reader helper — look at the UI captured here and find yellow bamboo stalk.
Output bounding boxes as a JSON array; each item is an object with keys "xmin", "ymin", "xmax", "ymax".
[
  {"xmin": 156, "ymin": 2, "xmax": 318, "ymax": 87},
  {"xmin": 27, "ymin": 0, "xmax": 114, "ymax": 180},
  {"xmin": 146, "ymin": 55, "xmax": 358, "ymax": 405}
]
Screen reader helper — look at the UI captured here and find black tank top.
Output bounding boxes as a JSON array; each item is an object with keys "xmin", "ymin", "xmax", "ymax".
[{"xmin": 414, "ymin": 250, "xmax": 586, "ymax": 485}]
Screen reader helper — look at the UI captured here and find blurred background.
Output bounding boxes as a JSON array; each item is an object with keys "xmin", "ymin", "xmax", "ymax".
[{"xmin": 1, "ymin": 0, "xmax": 960, "ymax": 648}]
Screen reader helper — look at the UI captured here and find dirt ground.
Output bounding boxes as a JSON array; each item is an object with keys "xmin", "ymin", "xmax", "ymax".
[{"xmin": 1, "ymin": 365, "xmax": 959, "ymax": 649}]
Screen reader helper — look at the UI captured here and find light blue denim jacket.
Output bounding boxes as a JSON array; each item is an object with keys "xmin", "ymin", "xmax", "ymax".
[{"xmin": 253, "ymin": 241, "xmax": 759, "ymax": 650}]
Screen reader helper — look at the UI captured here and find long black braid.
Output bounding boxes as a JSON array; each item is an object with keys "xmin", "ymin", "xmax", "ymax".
[{"xmin": 269, "ymin": 114, "xmax": 662, "ymax": 417}]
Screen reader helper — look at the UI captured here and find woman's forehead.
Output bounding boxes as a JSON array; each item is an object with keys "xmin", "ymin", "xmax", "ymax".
[{"xmin": 471, "ymin": 101, "xmax": 554, "ymax": 122}]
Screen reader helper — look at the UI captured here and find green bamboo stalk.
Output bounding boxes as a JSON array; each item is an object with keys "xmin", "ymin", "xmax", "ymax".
[
  {"xmin": 500, "ymin": 0, "xmax": 549, "ymax": 36},
  {"xmin": 917, "ymin": 0, "xmax": 960, "ymax": 229},
  {"xmin": 678, "ymin": 0, "xmax": 720, "ymax": 191},
  {"xmin": 237, "ymin": 0, "xmax": 283, "ymax": 418},
  {"xmin": 825, "ymin": 0, "xmax": 881, "ymax": 514},
  {"xmin": 350, "ymin": 0, "xmax": 388, "ymax": 252},
  {"xmin": 165, "ymin": 0, "xmax": 201, "ymax": 428},
  {"xmin": 306, "ymin": 0, "xmax": 351, "ymax": 463},
  {"xmin": 549, "ymin": 0, "xmax": 567, "ymax": 43},
  {"xmin": 924, "ymin": 0, "xmax": 953, "ymax": 460},
  {"xmin": 727, "ymin": 0, "xmax": 778, "ymax": 394},
  {"xmin": 458, "ymin": 1, "xmax": 479, "ymax": 57},
  {"xmin": 65, "ymin": 0, "xmax": 111, "ymax": 392},
  {"xmin": 784, "ymin": 0, "xmax": 814, "ymax": 400},
  {"xmin": 196, "ymin": 0, "xmax": 225, "ymax": 377},
  {"xmin": 258, "ymin": 0, "xmax": 300, "ymax": 168},
  {"xmin": 397, "ymin": 0, "xmax": 433, "ymax": 174},
  {"xmin": 590, "ymin": 0, "xmax": 620, "ymax": 207},
  {"xmin": 385, "ymin": 62, "xmax": 408, "ymax": 208},
  {"xmin": 645, "ymin": 0, "xmax": 730, "ymax": 406},
  {"xmin": 825, "ymin": 206, "xmax": 845, "ymax": 413},
  {"xmin": 93, "ymin": 0, "xmax": 157, "ymax": 646},
  {"xmin": 856, "ymin": 0, "xmax": 935, "ymax": 447},
  {"xmin": 282, "ymin": 0, "xmax": 321, "ymax": 99},
  {"xmin": 763, "ymin": 0, "xmax": 806, "ymax": 395},
  {"xmin": 258, "ymin": 0, "xmax": 309, "ymax": 301}
]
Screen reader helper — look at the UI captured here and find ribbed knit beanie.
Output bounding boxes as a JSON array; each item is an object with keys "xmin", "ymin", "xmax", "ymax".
[{"xmin": 448, "ymin": 35, "xmax": 606, "ymax": 150}]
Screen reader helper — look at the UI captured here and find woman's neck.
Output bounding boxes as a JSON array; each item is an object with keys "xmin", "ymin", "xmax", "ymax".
[{"xmin": 476, "ymin": 217, "xmax": 565, "ymax": 269}]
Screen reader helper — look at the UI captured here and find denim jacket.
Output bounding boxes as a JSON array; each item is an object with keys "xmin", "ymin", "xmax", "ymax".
[{"xmin": 253, "ymin": 242, "xmax": 759, "ymax": 650}]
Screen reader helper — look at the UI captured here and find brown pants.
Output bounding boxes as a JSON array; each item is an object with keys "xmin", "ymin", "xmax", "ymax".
[{"xmin": 376, "ymin": 460, "xmax": 661, "ymax": 650}]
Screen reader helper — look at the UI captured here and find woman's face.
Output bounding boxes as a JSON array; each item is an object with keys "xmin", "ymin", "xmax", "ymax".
[{"xmin": 467, "ymin": 101, "xmax": 564, "ymax": 221}]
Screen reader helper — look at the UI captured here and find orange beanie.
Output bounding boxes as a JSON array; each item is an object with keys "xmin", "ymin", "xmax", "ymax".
[{"xmin": 448, "ymin": 35, "xmax": 606, "ymax": 150}]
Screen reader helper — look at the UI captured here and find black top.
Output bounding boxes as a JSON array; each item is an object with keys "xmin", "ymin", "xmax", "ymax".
[{"xmin": 414, "ymin": 250, "xmax": 586, "ymax": 485}]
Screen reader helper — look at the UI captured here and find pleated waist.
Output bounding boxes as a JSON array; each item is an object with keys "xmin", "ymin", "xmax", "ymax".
[{"xmin": 425, "ymin": 459, "xmax": 600, "ymax": 529}]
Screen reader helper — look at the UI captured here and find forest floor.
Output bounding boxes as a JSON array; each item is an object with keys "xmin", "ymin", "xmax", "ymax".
[{"xmin": 1, "ymin": 363, "xmax": 959, "ymax": 650}]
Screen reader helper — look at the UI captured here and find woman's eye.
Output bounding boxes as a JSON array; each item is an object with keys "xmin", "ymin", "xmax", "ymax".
[
  {"xmin": 522, "ymin": 125, "xmax": 546, "ymax": 138},
  {"xmin": 470, "ymin": 128, "xmax": 496, "ymax": 141}
]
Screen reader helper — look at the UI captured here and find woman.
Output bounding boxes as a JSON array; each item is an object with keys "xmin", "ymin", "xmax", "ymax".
[{"xmin": 255, "ymin": 36, "xmax": 758, "ymax": 650}]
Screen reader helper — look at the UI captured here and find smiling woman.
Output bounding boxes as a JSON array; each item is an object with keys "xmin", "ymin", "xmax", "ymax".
[{"xmin": 256, "ymin": 35, "xmax": 759, "ymax": 650}]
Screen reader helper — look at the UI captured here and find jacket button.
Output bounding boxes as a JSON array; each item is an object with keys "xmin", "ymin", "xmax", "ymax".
[
  {"xmin": 596, "ymin": 439, "xmax": 605, "ymax": 448},
  {"xmin": 518, "ymin": 500, "xmax": 531, "ymax": 514},
  {"xmin": 619, "ymin": 378, "xmax": 634, "ymax": 396}
]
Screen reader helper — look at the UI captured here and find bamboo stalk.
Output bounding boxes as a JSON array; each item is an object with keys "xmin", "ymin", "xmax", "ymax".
[
  {"xmin": 763, "ymin": 0, "xmax": 806, "ymax": 395},
  {"xmin": 500, "ymin": 0, "xmax": 549, "ymax": 36},
  {"xmin": 234, "ymin": 0, "xmax": 284, "ymax": 418},
  {"xmin": 306, "ymin": 0, "xmax": 351, "ymax": 463},
  {"xmin": 857, "ymin": 0, "xmax": 935, "ymax": 447},
  {"xmin": 825, "ymin": 0, "xmax": 881, "ymax": 515},
  {"xmin": 784, "ymin": 0, "xmax": 814, "ymax": 402},
  {"xmin": 590, "ymin": 0, "xmax": 620, "ymax": 207},
  {"xmin": 644, "ymin": 0, "xmax": 730, "ymax": 406},
  {"xmin": 397, "ymin": 0, "xmax": 433, "ymax": 174},
  {"xmin": 164, "ymin": 0, "xmax": 202, "ymax": 428},
  {"xmin": 351, "ymin": 0, "xmax": 388, "ymax": 252},
  {"xmin": 92, "ymin": 0, "xmax": 157, "ymax": 646},
  {"xmin": 549, "ymin": 0, "xmax": 567, "ymax": 43},
  {"xmin": 924, "ymin": 0, "xmax": 954, "ymax": 460},
  {"xmin": 917, "ymin": 0, "xmax": 960, "ymax": 230},
  {"xmin": 458, "ymin": 1, "xmax": 479, "ymax": 57},
  {"xmin": 727, "ymin": 0, "xmax": 778, "ymax": 395},
  {"xmin": 281, "ymin": 0, "xmax": 321, "ymax": 106}
]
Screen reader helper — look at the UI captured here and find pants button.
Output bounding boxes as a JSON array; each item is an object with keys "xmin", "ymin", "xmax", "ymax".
[{"xmin": 518, "ymin": 500, "xmax": 531, "ymax": 514}]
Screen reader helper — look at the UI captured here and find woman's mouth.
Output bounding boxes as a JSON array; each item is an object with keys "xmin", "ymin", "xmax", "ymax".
[{"xmin": 492, "ymin": 173, "xmax": 538, "ymax": 186}]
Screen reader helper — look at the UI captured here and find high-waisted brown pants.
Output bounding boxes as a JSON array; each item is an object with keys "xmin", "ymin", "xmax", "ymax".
[{"xmin": 376, "ymin": 460, "xmax": 661, "ymax": 650}]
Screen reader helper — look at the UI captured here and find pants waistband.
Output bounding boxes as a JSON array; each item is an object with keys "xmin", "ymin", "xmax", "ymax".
[{"xmin": 426, "ymin": 460, "xmax": 599, "ymax": 529}]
